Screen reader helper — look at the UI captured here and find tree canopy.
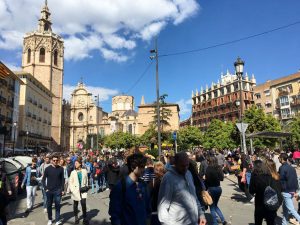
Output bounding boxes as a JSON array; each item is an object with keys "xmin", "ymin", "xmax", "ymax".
[{"xmin": 177, "ymin": 126, "xmax": 203, "ymax": 151}]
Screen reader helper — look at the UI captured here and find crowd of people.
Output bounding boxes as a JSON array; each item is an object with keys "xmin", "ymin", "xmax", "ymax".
[{"xmin": 0, "ymin": 147, "xmax": 299, "ymax": 225}]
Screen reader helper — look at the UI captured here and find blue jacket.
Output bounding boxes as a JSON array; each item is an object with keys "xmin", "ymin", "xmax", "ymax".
[
  {"xmin": 22, "ymin": 166, "xmax": 41, "ymax": 186},
  {"xmin": 279, "ymin": 162, "xmax": 298, "ymax": 193},
  {"xmin": 109, "ymin": 176, "xmax": 151, "ymax": 225}
]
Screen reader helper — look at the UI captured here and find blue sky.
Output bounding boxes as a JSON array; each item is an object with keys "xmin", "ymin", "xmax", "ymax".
[{"xmin": 1, "ymin": 0, "xmax": 300, "ymax": 120}]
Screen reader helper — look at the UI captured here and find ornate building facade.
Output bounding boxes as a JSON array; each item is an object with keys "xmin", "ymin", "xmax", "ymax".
[
  {"xmin": 21, "ymin": 1, "xmax": 64, "ymax": 148},
  {"xmin": 69, "ymin": 82, "xmax": 108, "ymax": 151},
  {"xmin": 192, "ymin": 70, "xmax": 256, "ymax": 131}
]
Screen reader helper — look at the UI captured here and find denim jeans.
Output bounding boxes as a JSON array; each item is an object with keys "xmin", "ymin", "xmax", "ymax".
[
  {"xmin": 281, "ymin": 192, "xmax": 300, "ymax": 225},
  {"xmin": 26, "ymin": 185, "xmax": 38, "ymax": 209},
  {"xmin": 42, "ymin": 187, "xmax": 47, "ymax": 209},
  {"xmin": 100, "ymin": 173, "xmax": 106, "ymax": 188},
  {"xmin": 208, "ymin": 186, "xmax": 225, "ymax": 225},
  {"xmin": 46, "ymin": 190, "xmax": 62, "ymax": 222},
  {"xmin": 91, "ymin": 177, "xmax": 99, "ymax": 193}
]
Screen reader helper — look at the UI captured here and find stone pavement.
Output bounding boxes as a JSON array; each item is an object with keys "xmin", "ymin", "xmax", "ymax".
[{"xmin": 6, "ymin": 175, "xmax": 296, "ymax": 225}]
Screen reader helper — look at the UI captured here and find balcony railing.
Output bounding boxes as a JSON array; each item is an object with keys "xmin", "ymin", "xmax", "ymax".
[
  {"xmin": 0, "ymin": 96, "xmax": 7, "ymax": 104},
  {"xmin": 26, "ymin": 112, "xmax": 32, "ymax": 117},
  {"xmin": 38, "ymin": 117, "xmax": 42, "ymax": 122},
  {"xmin": 0, "ymin": 79, "xmax": 7, "ymax": 86},
  {"xmin": 7, "ymin": 100, "xmax": 13, "ymax": 108},
  {"xmin": 33, "ymin": 100, "xmax": 37, "ymax": 106},
  {"xmin": 8, "ymin": 84, "xmax": 14, "ymax": 92},
  {"xmin": 281, "ymin": 114, "xmax": 294, "ymax": 119},
  {"xmin": 44, "ymin": 107, "xmax": 48, "ymax": 112},
  {"xmin": 43, "ymin": 119, "xmax": 47, "ymax": 124},
  {"xmin": 291, "ymin": 99, "xmax": 300, "ymax": 107},
  {"xmin": 38, "ymin": 104, "xmax": 42, "ymax": 109},
  {"xmin": 48, "ymin": 121, "xmax": 51, "ymax": 125},
  {"xmin": 32, "ymin": 114, "xmax": 37, "ymax": 120}
]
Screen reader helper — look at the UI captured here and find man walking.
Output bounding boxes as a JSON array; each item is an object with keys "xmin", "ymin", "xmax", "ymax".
[
  {"xmin": 279, "ymin": 153, "xmax": 300, "ymax": 225},
  {"xmin": 158, "ymin": 152, "xmax": 207, "ymax": 225},
  {"xmin": 109, "ymin": 153, "xmax": 150, "ymax": 225},
  {"xmin": 40, "ymin": 154, "xmax": 51, "ymax": 213},
  {"xmin": 42, "ymin": 154, "xmax": 65, "ymax": 225}
]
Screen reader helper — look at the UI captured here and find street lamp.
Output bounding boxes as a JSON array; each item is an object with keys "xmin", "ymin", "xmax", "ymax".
[
  {"xmin": 234, "ymin": 57, "xmax": 246, "ymax": 153},
  {"xmin": 150, "ymin": 38, "xmax": 162, "ymax": 159},
  {"xmin": 12, "ymin": 122, "xmax": 17, "ymax": 155},
  {"xmin": 94, "ymin": 95, "xmax": 99, "ymax": 150},
  {"xmin": 26, "ymin": 130, "xmax": 29, "ymax": 155}
]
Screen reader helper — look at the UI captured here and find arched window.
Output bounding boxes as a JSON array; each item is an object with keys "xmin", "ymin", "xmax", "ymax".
[
  {"xmin": 39, "ymin": 48, "xmax": 45, "ymax": 63},
  {"xmin": 54, "ymin": 50, "xmax": 58, "ymax": 66},
  {"xmin": 27, "ymin": 49, "xmax": 31, "ymax": 63}
]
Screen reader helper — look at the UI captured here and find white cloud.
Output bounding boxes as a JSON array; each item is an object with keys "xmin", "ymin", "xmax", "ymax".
[
  {"xmin": 63, "ymin": 84, "xmax": 118, "ymax": 103},
  {"xmin": 0, "ymin": 0, "xmax": 200, "ymax": 62},
  {"xmin": 176, "ymin": 98, "xmax": 192, "ymax": 116}
]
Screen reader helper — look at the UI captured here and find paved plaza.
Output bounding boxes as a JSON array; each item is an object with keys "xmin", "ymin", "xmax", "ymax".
[{"xmin": 7, "ymin": 174, "xmax": 292, "ymax": 225}]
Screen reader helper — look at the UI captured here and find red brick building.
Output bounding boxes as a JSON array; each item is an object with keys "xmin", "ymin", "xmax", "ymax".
[{"xmin": 192, "ymin": 70, "xmax": 256, "ymax": 131}]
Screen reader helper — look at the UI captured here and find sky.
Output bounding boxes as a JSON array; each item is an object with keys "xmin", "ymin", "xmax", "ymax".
[{"xmin": 0, "ymin": 0, "xmax": 300, "ymax": 120}]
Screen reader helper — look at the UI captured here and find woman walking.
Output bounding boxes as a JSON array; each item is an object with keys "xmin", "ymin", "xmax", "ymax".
[
  {"xmin": 249, "ymin": 160, "xmax": 282, "ymax": 225},
  {"xmin": 21, "ymin": 157, "xmax": 40, "ymax": 214},
  {"xmin": 69, "ymin": 157, "xmax": 89, "ymax": 225},
  {"xmin": 205, "ymin": 156, "xmax": 227, "ymax": 225}
]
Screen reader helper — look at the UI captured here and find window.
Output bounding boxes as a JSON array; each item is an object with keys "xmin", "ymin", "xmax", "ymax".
[
  {"xmin": 39, "ymin": 48, "xmax": 45, "ymax": 62},
  {"xmin": 54, "ymin": 50, "xmax": 58, "ymax": 66},
  {"xmin": 27, "ymin": 49, "xmax": 31, "ymax": 63},
  {"xmin": 279, "ymin": 96, "xmax": 289, "ymax": 107},
  {"xmin": 255, "ymin": 93, "xmax": 261, "ymax": 99},
  {"xmin": 256, "ymin": 103, "xmax": 262, "ymax": 109},
  {"xmin": 264, "ymin": 89, "xmax": 270, "ymax": 96},
  {"xmin": 78, "ymin": 112, "xmax": 84, "ymax": 121}
]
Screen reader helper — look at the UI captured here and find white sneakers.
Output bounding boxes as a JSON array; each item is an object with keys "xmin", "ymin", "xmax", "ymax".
[
  {"xmin": 47, "ymin": 220, "xmax": 52, "ymax": 225},
  {"xmin": 44, "ymin": 208, "xmax": 47, "ymax": 213},
  {"xmin": 55, "ymin": 222, "xmax": 62, "ymax": 225}
]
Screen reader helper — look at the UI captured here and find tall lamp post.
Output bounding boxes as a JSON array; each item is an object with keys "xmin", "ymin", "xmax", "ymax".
[
  {"xmin": 26, "ymin": 130, "xmax": 29, "ymax": 155},
  {"xmin": 12, "ymin": 122, "xmax": 17, "ymax": 155},
  {"xmin": 94, "ymin": 95, "xmax": 99, "ymax": 150},
  {"xmin": 234, "ymin": 57, "xmax": 247, "ymax": 153},
  {"xmin": 150, "ymin": 38, "xmax": 162, "ymax": 158}
]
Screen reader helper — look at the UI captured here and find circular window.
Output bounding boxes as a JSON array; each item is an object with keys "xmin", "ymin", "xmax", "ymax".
[{"xmin": 78, "ymin": 112, "xmax": 84, "ymax": 121}]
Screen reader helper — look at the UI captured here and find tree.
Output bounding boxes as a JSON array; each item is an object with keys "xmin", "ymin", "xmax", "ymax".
[
  {"xmin": 151, "ymin": 94, "xmax": 173, "ymax": 132},
  {"xmin": 288, "ymin": 116, "xmax": 300, "ymax": 148},
  {"xmin": 85, "ymin": 134, "xmax": 105, "ymax": 150},
  {"xmin": 243, "ymin": 106, "xmax": 281, "ymax": 148},
  {"xmin": 203, "ymin": 119, "xmax": 237, "ymax": 149},
  {"xmin": 139, "ymin": 125, "xmax": 173, "ymax": 148},
  {"xmin": 177, "ymin": 126, "xmax": 203, "ymax": 151},
  {"xmin": 104, "ymin": 132, "xmax": 138, "ymax": 149}
]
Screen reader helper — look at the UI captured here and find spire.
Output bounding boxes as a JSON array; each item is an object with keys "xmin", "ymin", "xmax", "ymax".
[
  {"xmin": 140, "ymin": 95, "xmax": 145, "ymax": 105},
  {"xmin": 38, "ymin": 1, "xmax": 52, "ymax": 32}
]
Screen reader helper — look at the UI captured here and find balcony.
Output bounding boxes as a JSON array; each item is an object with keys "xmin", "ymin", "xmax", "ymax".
[
  {"xmin": 26, "ymin": 112, "xmax": 32, "ymax": 117},
  {"xmin": 7, "ymin": 100, "xmax": 13, "ymax": 108},
  {"xmin": 38, "ymin": 117, "xmax": 42, "ymax": 122},
  {"xmin": 281, "ymin": 114, "xmax": 294, "ymax": 120},
  {"xmin": 48, "ymin": 121, "xmax": 51, "ymax": 125},
  {"xmin": 0, "ymin": 96, "xmax": 7, "ymax": 104},
  {"xmin": 6, "ymin": 117, "xmax": 12, "ymax": 124},
  {"xmin": 8, "ymin": 84, "xmax": 14, "ymax": 92},
  {"xmin": 44, "ymin": 107, "xmax": 48, "ymax": 112},
  {"xmin": 291, "ymin": 99, "xmax": 300, "ymax": 107},
  {"xmin": 33, "ymin": 100, "xmax": 37, "ymax": 106},
  {"xmin": 32, "ymin": 114, "xmax": 37, "ymax": 120},
  {"xmin": 38, "ymin": 104, "xmax": 42, "ymax": 109},
  {"xmin": 43, "ymin": 119, "xmax": 47, "ymax": 124},
  {"xmin": 0, "ymin": 79, "xmax": 7, "ymax": 86},
  {"xmin": 49, "ymin": 110, "xmax": 52, "ymax": 114},
  {"xmin": 27, "ymin": 97, "xmax": 33, "ymax": 103},
  {"xmin": 0, "ymin": 114, "xmax": 5, "ymax": 121}
]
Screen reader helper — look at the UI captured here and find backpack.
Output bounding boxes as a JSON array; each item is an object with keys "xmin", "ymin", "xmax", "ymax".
[{"xmin": 264, "ymin": 179, "xmax": 281, "ymax": 211}]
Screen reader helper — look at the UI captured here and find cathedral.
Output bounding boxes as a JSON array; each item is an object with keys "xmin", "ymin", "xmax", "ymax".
[{"xmin": 21, "ymin": 1, "xmax": 64, "ymax": 149}]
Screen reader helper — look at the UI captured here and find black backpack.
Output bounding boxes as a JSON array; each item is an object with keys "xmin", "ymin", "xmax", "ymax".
[{"xmin": 263, "ymin": 178, "xmax": 282, "ymax": 211}]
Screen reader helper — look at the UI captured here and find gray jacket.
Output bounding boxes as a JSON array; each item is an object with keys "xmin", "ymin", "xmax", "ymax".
[{"xmin": 158, "ymin": 166, "xmax": 205, "ymax": 225}]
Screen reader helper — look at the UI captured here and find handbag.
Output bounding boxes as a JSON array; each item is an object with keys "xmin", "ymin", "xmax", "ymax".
[
  {"xmin": 200, "ymin": 179, "xmax": 213, "ymax": 206},
  {"xmin": 201, "ymin": 190, "xmax": 213, "ymax": 206},
  {"xmin": 80, "ymin": 186, "xmax": 89, "ymax": 193}
]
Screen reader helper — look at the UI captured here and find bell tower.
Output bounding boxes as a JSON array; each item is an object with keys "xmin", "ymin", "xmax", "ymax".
[{"xmin": 22, "ymin": 0, "xmax": 64, "ymax": 148}]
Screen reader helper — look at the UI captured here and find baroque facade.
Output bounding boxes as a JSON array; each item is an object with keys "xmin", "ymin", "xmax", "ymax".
[
  {"xmin": 253, "ymin": 71, "xmax": 300, "ymax": 123},
  {"xmin": 21, "ymin": 1, "xmax": 64, "ymax": 148},
  {"xmin": 69, "ymin": 82, "xmax": 108, "ymax": 151},
  {"xmin": 192, "ymin": 70, "xmax": 256, "ymax": 131}
]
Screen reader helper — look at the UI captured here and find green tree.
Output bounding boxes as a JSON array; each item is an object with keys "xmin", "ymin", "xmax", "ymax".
[
  {"xmin": 85, "ymin": 134, "xmax": 104, "ymax": 150},
  {"xmin": 203, "ymin": 119, "xmax": 237, "ymax": 149},
  {"xmin": 139, "ymin": 125, "xmax": 173, "ymax": 148},
  {"xmin": 104, "ymin": 132, "xmax": 138, "ymax": 149},
  {"xmin": 288, "ymin": 116, "xmax": 300, "ymax": 148},
  {"xmin": 244, "ymin": 106, "xmax": 281, "ymax": 148},
  {"xmin": 177, "ymin": 126, "xmax": 203, "ymax": 151}
]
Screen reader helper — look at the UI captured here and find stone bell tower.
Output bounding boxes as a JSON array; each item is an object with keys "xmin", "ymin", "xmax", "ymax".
[{"xmin": 22, "ymin": 0, "xmax": 64, "ymax": 148}]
